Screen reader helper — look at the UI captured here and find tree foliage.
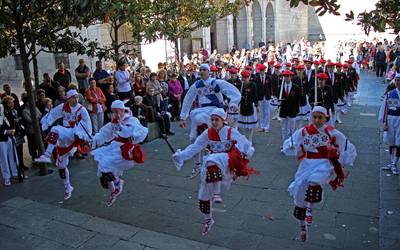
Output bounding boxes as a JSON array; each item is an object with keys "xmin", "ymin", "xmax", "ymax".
[
  {"xmin": 89, "ymin": 0, "xmax": 245, "ymax": 61},
  {"xmin": 287, "ymin": 0, "xmax": 400, "ymax": 35}
]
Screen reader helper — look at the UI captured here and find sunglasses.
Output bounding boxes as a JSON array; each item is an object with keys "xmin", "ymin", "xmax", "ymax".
[
  {"xmin": 199, "ymin": 68, "xmax": 208, "ymax": 71},
  {"xmin": 313, "ymin": 115, "xmax": 325, "ymax": 120}
]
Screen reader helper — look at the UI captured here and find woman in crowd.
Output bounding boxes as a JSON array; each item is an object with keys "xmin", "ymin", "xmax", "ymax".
[
  {"xmin": 133, "ymin": 74, "xmax": 146, "ymax": 97},
  {"xmin": 115, "ymin": 60, "xmax": 133, "ymax": 101},
  {"xmin": 85, "ymin": 78, "xmax": 106, "ymax": 134},
  {"xmin": 168, "ymin": 73, "xmax": 183, "ymax": 121}
]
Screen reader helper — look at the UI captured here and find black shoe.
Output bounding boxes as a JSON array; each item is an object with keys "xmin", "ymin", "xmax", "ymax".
[
  {"xmin": 166, "ymin": 131, "xmax": 175, "ymax": 136},
  {"xmin": 18, "ymin": 175, "xmax": 24, "ymax": 183}
]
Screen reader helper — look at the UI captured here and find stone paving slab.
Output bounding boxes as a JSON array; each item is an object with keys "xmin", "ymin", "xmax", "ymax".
[{"xmin": 0, "ymin": 197, "xmax": 230, "ymax": 250}]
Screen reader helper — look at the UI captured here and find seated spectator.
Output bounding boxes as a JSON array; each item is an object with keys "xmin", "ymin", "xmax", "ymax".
[
  {"xmin": 39, "ymin": 73, "xmax": 58, "ymax": 101},
  {"xmin": 143, "ymin": 88, "xmax": 174, "ymax": 136},
  {"xmin": 133, "ymin": 74, "xmax": 146, "ymax": 97},
  {"xmin": 85, "ymin": 78, "xmax": 106, "ymax": 134},
  {"xmin": 21, "ymin": 93, "xmax": 42, "ymax": 162},
  {"xmin": 146, "ymin": 73, "xmax": 163, "ymax": 108},
  {"xmin": 104, "ymin": 84, "xmax": 117, "ymax": 123},
  {"xmin": 131, "ymin": 95, "xmax": 149, "ymax": 127},
  {"xmin": 168, "ymin": 73, "xmax": 183, "ymax": 121},
  {"xmin": 54, "ymin": 86, "xmax": 67, "ymax": 106}
]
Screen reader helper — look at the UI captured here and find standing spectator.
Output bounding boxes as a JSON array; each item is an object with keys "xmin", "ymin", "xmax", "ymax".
[
  {"xmin": 85, "ymin": 78, "xmax": 106, "ymax": 134},
  {"xmin": 2, "ymin": 84, "xmax": 20, "ymax": 110},
  {"xmin": 133, "ymin": 74, "xmax": 146, "ymax": 97},
  {"xmin": 157, "ymin": 69, "xmax": 169, "ymax": 113},
  {"xmin": 42, "ymin": 98, "xmax": 53, "ymax": 117},
  {"xmin": 0, "ymin": 103, "xmax": 19, "ymax": 186},
  {"xmin": 114, "ymin": 60, "xmax": 133, "ymax": 100},
  {"xmin": 53, "ymin": 62, "xmax": 72, "ymax": 89},
  {"xmin": 178, "ymin": 67, "xmax": 191, "ymax": 100},
  {"xmin": 168, "ymin": 73, "xmax": 183, "ymax": 121},
  {"xmin": 104, "ymin": 84, "xmax": 117, "ymax": 123},
  {"xmin": 21, "ymin": 93, "xmax": 41, "ymax": 162},
  {"xmin": 2, "ymin": 96, "xmax": 25, "ymax": 182},
  {"xmin": 54, "ymin": 86, "xmax": 67, "ymax": 106},
  {"xmin": 75, "ymin": 59, "xmax": 91, "ymax": 94},
  {"xmin": 39, "ymin": 73, "xmax": 58, "ymax": 101},
  {"xmin": 93, "ymin": 60, "xmax": 113, "ymax": 95},
  {"xmin": 375, "ymin": 46, "xmax": 387, "ymax": 77},
  {"xmin": 36, "ymin": 89, "xmax": 47, "ymax": 114}
]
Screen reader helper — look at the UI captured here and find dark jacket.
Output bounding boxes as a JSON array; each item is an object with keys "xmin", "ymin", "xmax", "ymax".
[
  {"xmin": 279, "ymin": 83, "xmax": 300, "ymax": 118},
  {"xmin": 309, "ymin": 85, "xmax": 335, "ymax": 113},
  {"xmin": 254, "ymin": 72, "xmax": 273, "ymax": 101},
  {"xmin": 239, "ymin": 82, "xmax": 258, "ymax": 116},
  {"xmin": 53, "ymin": 70, "xmax": 72, "ymax": 89}
]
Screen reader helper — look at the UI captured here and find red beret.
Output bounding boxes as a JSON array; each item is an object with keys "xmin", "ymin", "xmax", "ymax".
[
  {"xmin": 317, "ymin": 73, "xmax": 329, "ymax": 79},
  {"xmin": 303, "ymin": 59, "xmax": 312, "ymax": 64},
  {"xmin": 346, "ymin": 59, "xmax": 354, "ymax": 64},
  {"xmin": 313, "ymin": 60, "xmax": 320, "ymax": 65},
  {"xmin": 326, "ymin": 62, "xmax": 335, "ymax": 67},
  {"xmin": 285, "ymin": 62, "xmax": 292, "ymax": 67},
  {"xmin": 274, "ymin": 63, "xmax": 282, "ymax": 68},
  {"xmin": 245, "ymin": 65, "xmax": 252, "ymax": 70},
  {"xmin": 282, "ymin": 70, "xmax": 294, "ymax": 76},
  {"xmin": 296, "ymin": 64, "xmax": 305, "ymax": 70},
  {"xmin": 257, "ymin": 64, "xmax": 267, "ymax": 71},
  {"xmin": 268, "ymin": 61, "xmax": 275, "ymax": 65},
  {"xmin": 342, "ymin": 63, "xmax": 349, "ymax": 68},
  {"xmin": 241, "ymin": 70, "xmax": 251, "ymax": 77},
  {"xmin": 336, "ymin": 62, "xmax": 342, "ymax": 67},
  {"xmin": 229, "ymin": 67, "xmax": 238, "ymax": 74},
  {"xmin": 319, "ymin": 59, "xmax": 326, "ymax": 64},
  {"xmin": 210, "ymin": 66, "xmax": 218, "ymax": 72}
]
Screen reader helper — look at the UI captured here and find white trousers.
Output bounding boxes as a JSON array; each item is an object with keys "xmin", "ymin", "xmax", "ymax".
[
  {"xmin": 90, "ymin": 112, "xmax": 104, "ymax": 134},
  {"xmin": 0, "ymin": 138, "xmax": 18, "ymax": 180},
  {"xmin": 259, "ymin": 99, "xmax": 271, "ymax": 130},
  {"xmin": 280, "ymin": 117, "xmax": 297, "ymax": 142}
]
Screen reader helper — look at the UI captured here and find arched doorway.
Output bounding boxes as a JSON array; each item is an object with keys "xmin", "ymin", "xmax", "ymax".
[
  {"xmin": 265, "ymin": 3, "xmax": 275, "ymax": 44},
  {"xmin": 252, "ymin": 1, "xmax": 263, "ymax": 47}
]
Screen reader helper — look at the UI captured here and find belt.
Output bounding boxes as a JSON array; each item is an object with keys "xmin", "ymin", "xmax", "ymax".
[
  {"xmin": 388, "ymin": 109, "xmax": 400, "ymax": 116},
  {"xmin": 305, "ymin": 151, "xmax": 328, "ymax": 159},
  {"xmin": 114, "ymin": 137, "xmax": 132, "ymax": 143}
]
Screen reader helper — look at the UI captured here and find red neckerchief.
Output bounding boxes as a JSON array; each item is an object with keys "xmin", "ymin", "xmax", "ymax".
[{"xmin": 58, "ymin": 69, "xmax": 65, "ymax": 75}]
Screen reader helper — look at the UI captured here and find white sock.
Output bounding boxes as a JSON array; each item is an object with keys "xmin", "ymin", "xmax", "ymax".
[
  {"xmin": 213, "ymin": 182, "xmax": 221, "ymax": 195},
  {"xmin": 63, "ymin": 168, "xmax": 71, "ymax": 189},
  {"xmin": 45, "ymin": 144, "xmax": 55, "ymax": 156}
]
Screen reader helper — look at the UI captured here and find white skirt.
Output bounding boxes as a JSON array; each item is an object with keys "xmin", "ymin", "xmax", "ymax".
[
  {"xmin": 297, "ymin": 104, "xmax": 311, "ymax": 121},
  {"xmin": 335, "ymin": 99, "xmax": 348, "ymax": 113},
  {"xmin": 288, "ymin": 158, "xmax": 334, "ymax": 207},
  {"xmin": 92, "ymin": 141, "xmax": 136, "ymax": 177},
  {"xmin": 238, "ymin": 106, "xmax": 258, "ymax": 129},
  {"xmin": 269, "ymin": 97, "xmax": 279, "ymax": 112}
]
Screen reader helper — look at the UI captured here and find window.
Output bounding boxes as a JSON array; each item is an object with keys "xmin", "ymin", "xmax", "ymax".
[
  {"xmin": 54, "ymin": 53, "xmax": 70, "ymax": 69},
  {"xmin": 14, "ymin": 55, "xmax": 23, "ymax": 70}
]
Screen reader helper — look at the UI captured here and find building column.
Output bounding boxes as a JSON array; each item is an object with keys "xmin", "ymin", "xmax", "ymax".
[
  {"xmin": 261, "ymin": 1, "xmax": 267, "ymax": 44},
  {"xmin": 202, "ymin": 27, "xmax": 211, "ymax": 55},
  {"xmin": 246, "ymin": 5, "xmax": 253, "ymax": 49},
  {"xmin": 227, "ymin": 15, "xmax": 234, "ymax": 51}
]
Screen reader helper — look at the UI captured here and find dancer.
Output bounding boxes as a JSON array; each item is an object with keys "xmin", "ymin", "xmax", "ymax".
[
  {"xmin": 379, "ymin": 73, "xmax": 400, "ymax": 175},
  {"xmin": 173, "ymin": 108, "xmax": 258, "ymax": 235},
  {"xmin": 179, "ymin": 63, "xmax": 241, "ymax": 178},
  {"xmin": 283, "ymin": 106, "xmax": 356, "ymax": 241},
  {"xmin": 36, "ymin": 89, "xmax": 92, "ymax": 200},
  {"xmin": 91, "ymin": 100, "xmax": 148, "ymax": 206}
]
